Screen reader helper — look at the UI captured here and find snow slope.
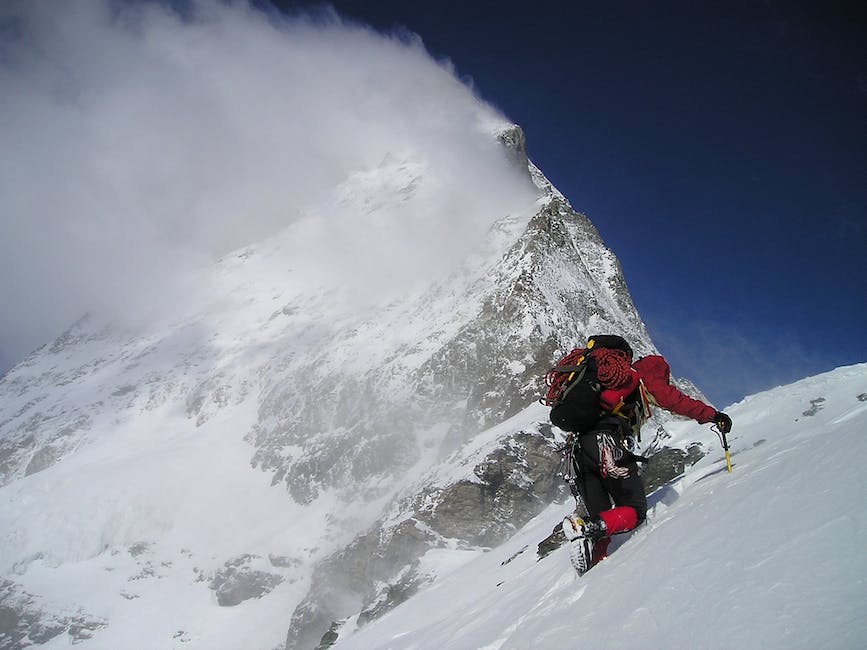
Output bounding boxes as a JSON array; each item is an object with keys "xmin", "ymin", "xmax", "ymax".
[{"xmin": 330, "ymin": 363, "xmax": 867, "ymax": 650}]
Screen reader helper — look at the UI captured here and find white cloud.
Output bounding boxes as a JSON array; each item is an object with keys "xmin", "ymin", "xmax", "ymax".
[{"xmin": 0, "ymin": 0, "xmax": 537, "ymax": 367}]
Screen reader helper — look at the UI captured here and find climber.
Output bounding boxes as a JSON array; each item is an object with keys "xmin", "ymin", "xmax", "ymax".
[{"xmin": 544, "ymin": 334, "xmax": 732, "ymax": 572}]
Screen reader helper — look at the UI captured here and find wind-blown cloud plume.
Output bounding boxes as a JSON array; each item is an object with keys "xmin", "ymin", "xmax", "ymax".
[{"xmin": 0, "ymin": 0, "xmax": 537, "ymax": 369}]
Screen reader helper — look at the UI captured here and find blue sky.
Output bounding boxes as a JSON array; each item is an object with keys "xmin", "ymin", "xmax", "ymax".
[{"xmin": 272, "ymin": 0, "xmax": 867, "ymax": 407}]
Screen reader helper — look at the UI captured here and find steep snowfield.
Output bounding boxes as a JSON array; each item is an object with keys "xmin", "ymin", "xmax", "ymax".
[
  {"xmin": 331, "ymin": 363, "xmax": 867, "ymax": 650},
  {"xmin": 0, "ymin": 392, "xmax": 318, "ymax": 649},
  {"xmin": 2, "ymin": 351, "xmax": 862, "ymax": 649}
]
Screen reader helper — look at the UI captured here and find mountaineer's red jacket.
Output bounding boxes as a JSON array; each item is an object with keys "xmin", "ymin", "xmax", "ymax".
[{"xmin": 632, "ymin": 355, "xmax": 716, "ymax": 424}]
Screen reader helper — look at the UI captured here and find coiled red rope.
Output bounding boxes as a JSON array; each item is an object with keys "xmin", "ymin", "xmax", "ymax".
[{"xmin": 592, "ymin": 348, "xmax": 632, "ymax": 389}]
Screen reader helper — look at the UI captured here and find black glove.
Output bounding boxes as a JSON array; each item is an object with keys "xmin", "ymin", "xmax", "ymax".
[{"xmin": 712, "ymin": 411, "xmax": 732, "ymax": 434}]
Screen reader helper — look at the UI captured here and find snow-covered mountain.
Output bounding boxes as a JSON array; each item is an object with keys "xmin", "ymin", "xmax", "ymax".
[
  {"xmin": 3, "ymin": 105, "xmax": 864, "ymax": 648},
  {"xmin": 5, "ymin": 4, "xmax": 826, "ymax": 649},
  {"xmin": 0, "ymin": 122, "xmax": 667, "ymax": 650}
]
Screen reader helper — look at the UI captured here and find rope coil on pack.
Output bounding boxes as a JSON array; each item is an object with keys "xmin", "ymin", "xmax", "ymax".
[{"xmin": 593, "ymin": 348, "xmax": 632, "ymax": 389}]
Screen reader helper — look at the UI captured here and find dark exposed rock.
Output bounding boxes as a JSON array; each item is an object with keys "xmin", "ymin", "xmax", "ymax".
[
  {"xmin": 285, "ymin": 517, "xmax": 437, "ymax": 649},
  {"xmin": 128, "ymin": 542, "xmax": 151, "ymax": 558},
  {"xmin": 209, "ymin": 555, "xmax": 283, "ymax": 607},
  {"xmin": 269, "ymin": 555, "xmax": 301, "ymax": 569},
  {"xmin": 23, "ymin": 444, "xmax": 60, "ymax": 476},
  {"xmin": 415, "ymin": 432, "xmax": 566, "ymax": 546},
  {"xmin": 641, "ymin": 443, "xmax": 705, "ymax": 494},
  {"xmin": 314, "ymin": 621, "xmax": 341, "ymax": 650},
  {"xmin": 802, "ymin": 397, "xmax": 826, "ymax": 417},
  {"xmin": 0, "ymin": 579, "xmax": 106, "ymax": 649},
  {"xmin": 497, "ymin": 125, "xmax": 530, "ymax": 174},
  {"xmin": 356, "ymin": 563, "xmax": 429, "ymax": 627},
  {"xmin": 537, "ymin": 524, "xmax": 568, "ymax": 561}
]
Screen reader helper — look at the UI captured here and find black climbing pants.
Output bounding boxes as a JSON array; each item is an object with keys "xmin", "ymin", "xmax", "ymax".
[{"xmin": 575, "ymin": 418, "xmax": 648, "ymax": 523}]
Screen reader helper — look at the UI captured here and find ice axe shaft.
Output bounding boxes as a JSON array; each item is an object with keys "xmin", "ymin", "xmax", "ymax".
[{"xmin": 713, "ymin": 426, "xmax": 733, "ymax": 473}]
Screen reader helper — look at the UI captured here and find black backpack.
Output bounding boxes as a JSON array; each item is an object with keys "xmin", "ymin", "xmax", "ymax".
[{"xmin": 542, "ymin": 335, "xmax": 634, "ymax": 434}]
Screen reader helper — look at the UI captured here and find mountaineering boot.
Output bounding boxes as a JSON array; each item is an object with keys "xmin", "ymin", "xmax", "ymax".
[
  {"xmin": 561, "ymin": 514, "xmax": 607, "ymax": 542},
  {"xmin": 561, "ymin": 514, "xmax": 608, "ymax": 576}
]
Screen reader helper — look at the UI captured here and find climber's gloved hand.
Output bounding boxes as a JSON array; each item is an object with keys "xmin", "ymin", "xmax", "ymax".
[{"xmin": 712, "ymin": 411, "xmax": 732, "ymax": 434}]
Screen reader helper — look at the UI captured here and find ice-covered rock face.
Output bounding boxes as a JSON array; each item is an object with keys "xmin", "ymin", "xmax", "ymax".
[
  {"xmin": 280, "ymin": 130, "xmax": 665, "ymax": 649},
  {"xmin": 248, "ymin": 130, "xmax": 654, "ymax": 508}
]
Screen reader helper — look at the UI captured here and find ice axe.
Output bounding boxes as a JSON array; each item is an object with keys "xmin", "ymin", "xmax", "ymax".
[{"xmin": 712, "ymin": 425, "xmax": 733, "ymax": 472}]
